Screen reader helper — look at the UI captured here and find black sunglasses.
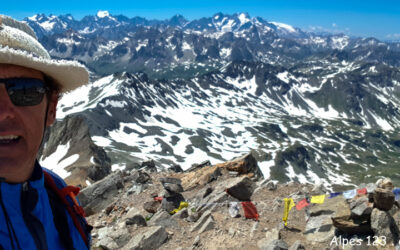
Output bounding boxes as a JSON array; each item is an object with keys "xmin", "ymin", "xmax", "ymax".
[{"xmin": 0, "ymin": 78, "xmax": 48, "ymax": 106}]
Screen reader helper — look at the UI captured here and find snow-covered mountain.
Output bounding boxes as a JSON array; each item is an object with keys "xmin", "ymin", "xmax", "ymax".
[{"xmin": 28, "ymin": 12, "xmax": 400, "ymax": 188}]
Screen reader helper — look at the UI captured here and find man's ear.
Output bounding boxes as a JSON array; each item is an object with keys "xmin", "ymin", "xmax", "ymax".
[{"xmin": 46, "ymin": 92, "xmax": 58, "ymax": 127}]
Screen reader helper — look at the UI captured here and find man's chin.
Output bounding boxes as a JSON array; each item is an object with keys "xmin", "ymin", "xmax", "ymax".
[{"xmin": 0, "ymin": 158, "xmax": 33, "ymax": 183}]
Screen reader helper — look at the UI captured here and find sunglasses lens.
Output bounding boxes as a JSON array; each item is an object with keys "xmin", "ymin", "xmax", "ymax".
[{"xmin": 5, "ymin": 78, "xmax": 47, "ymax": 106}]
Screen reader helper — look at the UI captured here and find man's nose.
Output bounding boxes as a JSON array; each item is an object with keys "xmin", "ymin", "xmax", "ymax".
[{"xmin": 0, "ymin": 84, "xmax": 16, "ymax": 120}]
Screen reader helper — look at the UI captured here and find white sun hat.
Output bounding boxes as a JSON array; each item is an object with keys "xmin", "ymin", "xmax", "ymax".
[{"xmin": 0, "ymin": 14, "xmax": 89, "ymax": 93}]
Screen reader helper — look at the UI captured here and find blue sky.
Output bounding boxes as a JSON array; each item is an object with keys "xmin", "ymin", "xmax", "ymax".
[{"xmin": 3, "ymin": 0, "xmax": 400, "ymax": 40}]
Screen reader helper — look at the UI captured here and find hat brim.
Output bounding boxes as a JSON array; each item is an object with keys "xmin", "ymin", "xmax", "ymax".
[{"xmin": 0, "ymin": 46, "xmax": 89, "ymax": 93}]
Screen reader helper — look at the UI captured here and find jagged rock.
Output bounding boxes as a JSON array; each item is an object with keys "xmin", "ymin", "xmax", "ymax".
[
  {"xmin": 148, "ymin": 210, "xmax": 178, "ymax": 228},
  {"xmin": 373, "ymin": 188, "xmax": 395, "ymax": 211},
  {"xmin": 96, "ymin": 226, "xmax": 130, "ymax": 249},
  {"xmin": 197, "ymin": 192, "xmax": 230, "ymax": 213},
  {"xmin": 169, "ymin": 164, "xmax": 183, "ymax": 173},
  {"xmin": 163, "ymin": 183, "xmax": 184, "ymax": 193},
  {"xmin": 143, "ymin": 200, "xmax": 161, "ymax": 214},
  {"xmin": 131, "ymin": 170, "xmax": 151, "ymax": 184},
  {"xmin": 141, "ymin": 159, "xmax": 157, "ymax": 172},
  {"xmin": 126, "ymin": 215, "xmax": 147, "ymax": 227},
  {"xmin": 190, "ymin": 210, "xmax": 212, "ymax": 232},
  {"xmin": 186, "ymin": 160, "xmax": 212, "ymax": 172},
  {"xmin": 96, "ymin": 227, "xmax": 117, "ymax": 249},
  {"xmin": 350, "ymin": 197, "xmax": 373, "ymax": 217},
  {"xmin": 161, "ymin": 193, "xmax": 185, "ymax": 212},
  {"xmin": 226, "ymin": 176, "xmax": 256, "ymax": 201},
  {"xmin": 121, "ymin": 226, "xmax": 168, "ymax": 250},
  {"xmin": 260, "ymin": 239, "xmax": 289, "ymax": 250},
  {"xmin": 199, "ymin": 216, "xmax": 215, "ymax": 233},
  {"xmin": 331, "ymin": 217, "xmax": 372, "ymax": 235},
  {"xmin": 376, "ymin": 178, "xmax": 394, "ymax": 191},
  {"xmin": 288, "ymin": 240, "xmax": 305, "ymax": 250},
  {"xmin": 214, "ymin": 152, "xmax": 263, "ymax": 178},
  {"xmin": 370, "ymin": 208, "xmax": 400, "ymax": 244},
  {"xmin": 78, "ymin": 171, "xmax": 124, "ymax": 216},
  {"xmin": 40, "ymin": 115, "xmax": 111, "ymax": 187}
]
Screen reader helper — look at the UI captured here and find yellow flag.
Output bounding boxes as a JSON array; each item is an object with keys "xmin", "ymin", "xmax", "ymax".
[
  {"xmin": 282, "ymin": 198, "xmax": 295, "ymax": 226},
  {"xmin": 310, "ymin": 195, "xmax": 326, "ymax": 204},
  {"xmin": 170, "ymin": 201, "xmax": 189, "ymax": 215}
]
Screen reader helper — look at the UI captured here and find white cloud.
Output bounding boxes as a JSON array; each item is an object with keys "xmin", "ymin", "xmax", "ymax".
[
  {"xmin": 386, "ymin": 33, "xmax": 400, "ymax": 39},
  {"xmin": 307, "ymin": 25, "xmax": 350, "ymax": 35}
]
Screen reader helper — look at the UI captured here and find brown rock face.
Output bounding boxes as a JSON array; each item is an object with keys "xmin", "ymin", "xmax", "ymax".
[
  {"xmin": 214, "ymin": 152, "xmax": 263, "ymax": 178},
  {"xmin": 143, "ymin": 200, "xmax": 161, "ymax": 213},
  {"xmin": 373, "ymin": 188, "xmax": 395, "ymax": 211},
  {"xmin": 180, "ymin": 152, "xmax": 262, "ymax": 190}
]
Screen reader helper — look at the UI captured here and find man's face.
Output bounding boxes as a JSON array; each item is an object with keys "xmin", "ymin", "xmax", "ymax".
[{"xmin": 0, "ymin": 64, "xmax": 58, "ymax": 183}]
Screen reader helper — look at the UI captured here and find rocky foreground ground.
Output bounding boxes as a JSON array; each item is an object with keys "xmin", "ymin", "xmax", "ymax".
[{"xmin": 77, "ymin": 153, "xmax": 400, "ymax": 250}]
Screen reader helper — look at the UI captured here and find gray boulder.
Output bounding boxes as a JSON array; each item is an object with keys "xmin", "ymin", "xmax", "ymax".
[
  {"xmin": 371, "ymin": 208, "xmax": 400, "ymax": 244},
  {"xmin": 148, "ymin": 210, "xmax": 178, "ymax": 229},
  {"xmin": 122, "ymin": 226, "xmax": 168, "ymax": 250},
  {"xmin": 78, "ymin": 171, "xmax": 124, "ymax": 216},
  {"xmin": 126, "ymin": 215, "xmax": 147, "ymax": 227},
  {"xmin": 260, "ymin": 239, "xmax": 289, "ymax": 250},
  {"xmin": 226, "ymin": 176, "xmax": 256, "ymax": 201}
]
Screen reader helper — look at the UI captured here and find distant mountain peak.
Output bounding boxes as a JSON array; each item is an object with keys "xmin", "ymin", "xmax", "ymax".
[{"xmin": 97, "ymin": 10, "xmax": 110, "ymax": 18}]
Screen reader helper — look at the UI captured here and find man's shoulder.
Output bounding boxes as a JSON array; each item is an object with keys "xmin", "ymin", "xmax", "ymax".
[{"xmin": 42, "ymin": 168, "xmax": 68, "ymax": 188}]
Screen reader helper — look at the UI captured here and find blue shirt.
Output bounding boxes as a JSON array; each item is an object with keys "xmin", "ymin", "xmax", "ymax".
[{"xmin": 0, "ymin": 162, "xmax": 88, "ymax": 250}]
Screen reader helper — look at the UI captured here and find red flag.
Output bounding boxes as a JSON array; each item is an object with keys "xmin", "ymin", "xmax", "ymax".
[
  {"xmin": 357, "ymin": 188, "xmax": 367, "ymax": 195},
  {"xmin": 296, "ymin": 198, "xmax": 310, "ymax": 211},
  {"xmin": 154, "ymin": 196, "xmax": 163, "ymax": 201},
  {"xmin": 241, "ymin": 201, "xmax": 259, "ymax": 221}
]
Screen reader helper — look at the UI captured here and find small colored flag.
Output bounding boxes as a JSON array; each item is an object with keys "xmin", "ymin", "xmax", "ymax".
[
  {"xmin": 343, "ymin": 189, "xmax": 357, "ymax": 199},
  {"xmin": 328, "ymin": 192, "xmax": 342, "ymax": 199},
  {"xmin": 154, "ymin": 196, "xmax": 163, "ymax": 201},
  {"xmin": 296, "ymin": 198, "xmax": 310, "ymax": 211},
  {"xmin": 241, "ymin": 201, "xmax": 259, "ymax": 220},
  {"xmin": 170, "ymin": 201, "xmax": 189, "ymax": 215},
  {"xmin": 282, "ymin": 198, "xmax": 295, "ymax": 226},
  {"xmin": 393, "ymin": 188, "xmax": 400, "ymax": 201},
  {"xmin": 357, "ymin": 188, "xmax": 367, "ymax": 195},
  {"xmin": 310, "ymin": 195, "xmax": 326, "ymax": 204}
]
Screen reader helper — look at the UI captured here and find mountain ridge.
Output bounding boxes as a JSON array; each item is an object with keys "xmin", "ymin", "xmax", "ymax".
[{"xmin": 26, "ymin": 12, "xmax": 400, "ymax": 189}]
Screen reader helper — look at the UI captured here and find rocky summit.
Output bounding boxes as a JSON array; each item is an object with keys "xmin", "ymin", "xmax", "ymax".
[{"xmin": 79, "ymin": 153, "xmax": 400, "ymax": 250}]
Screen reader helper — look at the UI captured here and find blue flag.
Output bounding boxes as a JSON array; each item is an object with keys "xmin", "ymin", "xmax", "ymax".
[
  {"xmin": 343, "ymin": 189, "xmax": 357, "ymax": 199},
  {"xmin": 328, "ymin": 192, "xmax": 342, "ymax": 199}
]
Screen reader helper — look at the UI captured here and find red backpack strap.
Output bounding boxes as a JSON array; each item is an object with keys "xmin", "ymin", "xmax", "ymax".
[{"xmin": 43, "ymin": 171, "xmax": 89, "ymax": 247}]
